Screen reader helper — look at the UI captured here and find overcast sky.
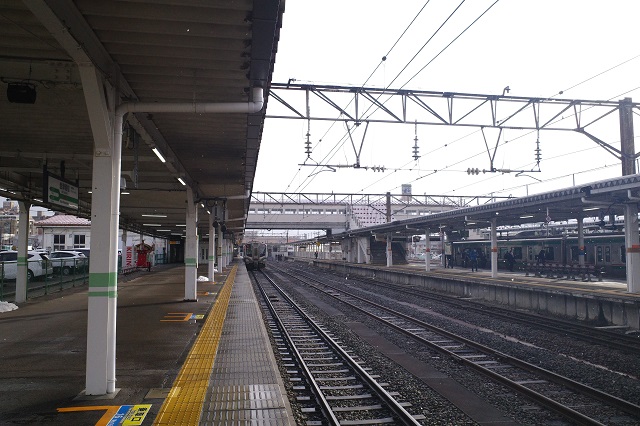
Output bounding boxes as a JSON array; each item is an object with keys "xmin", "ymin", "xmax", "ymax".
[{"xmin": 255, "ymin": 0, "xmax": 640, "ymax": 200}]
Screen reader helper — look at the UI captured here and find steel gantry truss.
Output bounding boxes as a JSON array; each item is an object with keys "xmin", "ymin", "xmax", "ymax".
[
  {"xmin": 250, "ymin": 192, "xmax": 511, "ymax": 209},
  {"xmin": 267, "ymin": 83, "xmax": 640, "ymax": 174}
]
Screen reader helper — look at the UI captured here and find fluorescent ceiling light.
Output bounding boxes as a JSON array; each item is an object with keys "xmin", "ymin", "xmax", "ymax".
[
  {"xmin": 177, "ymin": 177, "xmax": 186, "ymax": 186},
  {"xmin": 170, "ymin": 233, "xmax": 182, "ymax": 235},
  {"xmin": 583, "ymin": 207, "xmax": 600, "ymax": 211},
  {"xmin": 121, "ymin": 191, "xmax": 130, "ymax": 195},
  {"xmin": 142, "ymin": 224, "xmax": 162, "ymax": 227},
  {"xmin": 519, "ymin": 215, "xmax": 534, "ymax": 219},
  {"xmin": 156, "ymin": 229, "xmax": 170, "ymax": 231},
  {"xmin": 176, "ymin": 224, "xmax": 186, "ymax": 227},
  {"xmin": 152, "ymin": 147, "xmax": 166, "ymax": 163},
  {"xmin": 141, "ymin": 214, "xmax": 167, "ymax": 218}
]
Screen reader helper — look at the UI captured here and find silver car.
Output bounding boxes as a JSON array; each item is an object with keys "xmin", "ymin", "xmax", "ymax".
[{"xmin": 48, "ymin": 250, "xmax": 88, "ymax": 275}]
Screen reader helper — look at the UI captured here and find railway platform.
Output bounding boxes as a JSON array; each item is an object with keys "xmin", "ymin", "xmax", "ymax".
[
  {"xmin": 0, "ymin": 261, "xmax": 294, "ymax": 426},
  {"xmin": 309, "ymin": 258, "xmax": 640, "ymax": 331}
]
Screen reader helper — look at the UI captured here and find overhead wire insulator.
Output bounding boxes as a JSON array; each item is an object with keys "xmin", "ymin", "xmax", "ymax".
[
  {"xmin": 467, "ymin": 168, "xmax": 481, "ymax": 175},
  {"xmin": 304, "ymin": 131, "xmax": 312, "ymax": 156},
  {"xmin": 412, "ymin": 120, "xmax": 420, "ymax": 161}
]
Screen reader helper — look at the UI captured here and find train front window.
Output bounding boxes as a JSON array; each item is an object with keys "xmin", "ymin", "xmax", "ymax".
[
  {"xmin": 596, "ymin": 246, "xmax": 603, "ymax": 263},
  {"xmin": 605, "ymin": 246, "xmax": 611, "ymax": 263}
]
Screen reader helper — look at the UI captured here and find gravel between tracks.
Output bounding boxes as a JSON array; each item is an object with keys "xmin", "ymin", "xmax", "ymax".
[{"xmin": 265, "ymin": 264, "xmax": 640, "ymax": 425}]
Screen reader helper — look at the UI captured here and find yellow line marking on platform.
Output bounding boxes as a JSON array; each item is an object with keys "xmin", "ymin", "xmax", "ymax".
[
  {"xmin": 153, "ymin": 265, "xmax": 237, "ymax": 425},
  {"xmin": 160, "ymin": 312, "xmax": 193, "ymax": 322},
  {"xmin": 57, "ymin": 406, "xmax": 120, "ymax": 426}
]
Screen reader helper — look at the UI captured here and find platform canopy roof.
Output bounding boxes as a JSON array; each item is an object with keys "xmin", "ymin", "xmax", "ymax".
[
  {"xmin": 320, "ymin": 173, "xmax": 640, "ymax": 241},
  {"xmin": 0, "ymin": 0, "xmax": 284, "ymax": 241}
]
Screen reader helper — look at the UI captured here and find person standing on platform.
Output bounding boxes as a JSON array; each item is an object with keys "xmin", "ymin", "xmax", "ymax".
[
  {"xmin": 469, "ymin": 248, "xmax": 478, "ymax": 272},
  {"xmin": 537, "ymin": 248, "xmax": 546, "ymax": 266},
  {"xmin": 504, "ymin": 248, "xmax": 515, "ymax": 272}
]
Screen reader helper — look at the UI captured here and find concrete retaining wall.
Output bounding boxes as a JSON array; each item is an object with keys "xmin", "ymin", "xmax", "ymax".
[{"xmin": 308, "ymin": 260, "xmax": 640, "ymax": 330}]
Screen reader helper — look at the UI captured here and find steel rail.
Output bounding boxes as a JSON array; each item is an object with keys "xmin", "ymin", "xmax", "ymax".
[
  {"xmin": 275, "ymin": 264, "xmax": 640, "ymax": 425},
  {"xmin": 355, "ymin": 273, "xmax": 640, "ymax": 354},
  {"xmin": 254, "ymin": 270, "xmax": 422, "ymax": 425}
]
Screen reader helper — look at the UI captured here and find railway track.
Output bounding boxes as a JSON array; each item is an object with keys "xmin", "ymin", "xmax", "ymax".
[
  {"xmin": 270, "ymin": 264, "xmax": 640, "ymax": 425},
  {"xmin": 251, "ymin": 270, "xmax": 425, "ymax": 425},
  {"xmin": 311, "ymin": 265, "xmax": 640, "ymax": 354}
]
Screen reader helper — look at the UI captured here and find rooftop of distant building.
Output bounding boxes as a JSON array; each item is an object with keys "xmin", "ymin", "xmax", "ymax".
[{"xmin": 35, "ymin": 214, "xmax": 90, "ymax": 227}]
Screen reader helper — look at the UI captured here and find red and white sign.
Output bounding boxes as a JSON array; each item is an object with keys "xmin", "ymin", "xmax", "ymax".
[{"xmin": 125, "ymin": 246, "xmax": 133, "ymax": 267}]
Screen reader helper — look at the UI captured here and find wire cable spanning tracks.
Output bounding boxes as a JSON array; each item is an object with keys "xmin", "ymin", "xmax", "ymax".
[
  {"xmin": 252, "ymin": 270, "xmax": 424, "ymax": 425},
  {"xmin": 273, "ymin": 264, "xmax": 640, "ymax": 426}
]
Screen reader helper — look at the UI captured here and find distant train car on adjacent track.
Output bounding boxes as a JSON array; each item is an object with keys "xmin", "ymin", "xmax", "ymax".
[
  {"xmin": 452, "ymin": 233, "xmax": 628, "ymax": 277},
  {"xmin": 244, "ymin": 241, "xmax": 267, "ymax": 270}
]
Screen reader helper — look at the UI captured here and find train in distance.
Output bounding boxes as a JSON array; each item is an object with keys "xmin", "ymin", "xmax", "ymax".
[
  {"xmin": 243, "ymin": 241, "xmax": 267, "ymax": 271},
  {"xmin": 450, "ymin": 233, "xmax": 629, "ymax": 278}
]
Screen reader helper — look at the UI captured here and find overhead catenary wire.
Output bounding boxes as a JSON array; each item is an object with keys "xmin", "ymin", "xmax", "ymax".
[
  {"xmin": 294, "ymin": 0, "xmax": 481, "ymax": 192},
  {"xmin": 363, "ymin": 60, "xmax": 640, "ymax": 196},
  {"xmin": 290, "ymin": 1, "xmax": 433, "ymax": 192},
  {"xmin": 282, "ymin": 5, "xmax": 640, "ymax": 201}
]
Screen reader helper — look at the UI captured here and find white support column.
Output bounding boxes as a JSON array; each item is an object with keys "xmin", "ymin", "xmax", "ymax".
[
  {"xmin": 208, "ymin": 213, "xmax": 215, "ymax": 281},
  {"xmin": 350, "ymin": 238, "xmax": 356, "ymax": 263},
  {"xmin": 386, "ymin": 233, "xmax": 392, "ymax": 267},
  {"xmin": 490, "ymin": 218, "xmax": 498, "ymax": 278},
  {"xmin": 80, "ymin": 64, "xmax": 121, "ymax": 396},
  {"xmin": 221, "ymin": 238, "xmax": 226, "ymax": 268},
  {"xmin": 424, "ymin": 228, "xmax": 431, "ymax": 272},
  {"xmin": 624, "ymin": 203, "xmax": 640, "ymax": 293},
  {"xmin": 439, "ymin": 230, "xmax": 445, "ymax": 267},
  {"xmin": 577, "ymin": 217, "xmax": 585, "ymax": 267},
  {"xmin": 217, "ymin": 225, "xmax": 223, "ymax": 270},
  {"xmin": 184, "ymin": 188, "xmax": 198, "ymax": 301},
  {"xmin": 15, "ymin": 201, "xmax": 31, "ymax": 303},
  {"xmin": 357, "ymin": 236, "xmax": 370, "ymax": 264}
]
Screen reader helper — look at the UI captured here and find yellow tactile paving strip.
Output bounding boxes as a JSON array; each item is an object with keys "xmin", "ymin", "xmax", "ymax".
[{"xmin": 153, "ymin": 266, "xmax": 237, "ymax": 426}]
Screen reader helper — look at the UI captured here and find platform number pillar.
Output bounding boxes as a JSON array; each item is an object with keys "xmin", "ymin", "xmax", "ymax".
[
  {"xmin": 184, "ymin": 188, "xmax": 198, "ymax": 301},
  {"xmin": 208, "ymin": 213, "xmax": 215, "ymax": 281},
  {"xmin": 624, "ymin": 203, "xmax": 640, "ymax": 293},
  {"xmin": 490, "ymin": 218, "xmax": 498, "ymax": 278},
  {"xmin": 424, "ymin": 228, "xmax": 431, "ymax": 272}
]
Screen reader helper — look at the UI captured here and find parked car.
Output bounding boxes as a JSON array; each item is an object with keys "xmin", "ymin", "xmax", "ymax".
[
  {"xmin": 0, "ymin": 250, "xmax": 53, "ymax": 281},
  {"xmin": 48, "ymin": 250, "xmax": 88, "ymax": 275},
  {"xmin": 74, "ymin": 248, "xmax": 90, "ymax": 260}
]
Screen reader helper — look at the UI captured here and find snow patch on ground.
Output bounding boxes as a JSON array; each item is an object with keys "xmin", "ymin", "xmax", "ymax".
[{"xmin": 0, "ymin": 301, "xmax": 18, "ymax": 313}]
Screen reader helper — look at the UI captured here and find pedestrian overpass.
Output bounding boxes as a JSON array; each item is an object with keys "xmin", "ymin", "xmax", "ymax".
[{"xmin": 246, "ymin": 191, "xmax": 510, "ymax": 233}]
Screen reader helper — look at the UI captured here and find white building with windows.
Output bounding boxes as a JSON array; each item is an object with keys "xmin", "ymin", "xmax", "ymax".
[
  {"xmin": 35, "ymin": 214, "xmax": 91, "ymax": 251},
  {"xmin": 34, "ymin": 214, "xmax": 169, "ymax": 264}
]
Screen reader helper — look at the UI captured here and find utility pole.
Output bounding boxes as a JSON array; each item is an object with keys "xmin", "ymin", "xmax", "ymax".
[{"xmin": 620, "ymin": 97, "xmax": 636, "ymax": 176}]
